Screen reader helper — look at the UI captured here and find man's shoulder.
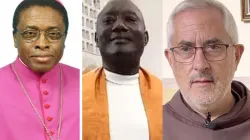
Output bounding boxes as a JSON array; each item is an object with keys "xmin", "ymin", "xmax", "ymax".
[
  {"xmin": 82, "ymin": 67, "xmax": 102, "ymax": 95},
  {"xmin": 60, "ymin": 63, "xmax": 80, "ymax": 76},
  {"xmin": 163, "ymin": 102, "xmax": 170, "ymax": 111},
  {"xmin": 60, "ymin": 63, "xmax": 79, "ymax": 71},
  {"xmin": 0, "ymin": 64, "xmax": 13, "ymax": 85},
  {"xmin": 0, "ymin": 63, "xmax": 12, "ymax": 75},
  {"xmin": 139, "ymin": 67, "xmax": 163, "ymax": 95},
  {"xmin": 82, "ymin": 67, "xmax": 102, "ymax": 80},
  {"xmin": 140, "ymin": 67, "xmax": 161, "ymax": 83}
]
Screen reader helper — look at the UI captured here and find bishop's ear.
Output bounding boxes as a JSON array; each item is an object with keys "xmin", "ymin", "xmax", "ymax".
[{"xmin": 13, "ymin": 33, "xmax": 17, "ymax": 48}]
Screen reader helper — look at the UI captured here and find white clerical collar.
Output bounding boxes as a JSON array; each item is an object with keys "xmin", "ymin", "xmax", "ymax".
[
  {"xmin": 104, "ymin": 69, "xmax": 139, "ymax": 85},
  {"xmin": 19, "ymin": 57, "xmax": 28, "ymax": 67}
]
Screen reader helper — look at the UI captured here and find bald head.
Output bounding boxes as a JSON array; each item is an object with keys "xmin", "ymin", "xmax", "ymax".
[{"xmin": 97, "ymin": 0, "xmax": 145, "ymax": 28}]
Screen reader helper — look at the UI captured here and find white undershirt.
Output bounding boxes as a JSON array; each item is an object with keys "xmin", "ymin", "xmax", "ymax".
[{"xmin": 104, "ymin": 69, "xmax": 149, "ymax": 140}]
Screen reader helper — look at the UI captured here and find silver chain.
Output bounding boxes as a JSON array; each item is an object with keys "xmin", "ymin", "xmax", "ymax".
[{"xmin": 11, "ymin": 63, "xmax": 63, "ymax": 140}]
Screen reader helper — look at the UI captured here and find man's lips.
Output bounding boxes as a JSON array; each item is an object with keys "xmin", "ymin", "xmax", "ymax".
[
  {"xmin": 31, "ymin": 55, "xmax": 53, "ymax": 57},
  {"xmin": 191, "ymin": 78, "xmax": 214, "ymax": 86},
  {"xmin": 31, "ymin": 55, "xmax": 53, "ymax": 63},
  {"xmin": 111, "ymin": 37, "xmax": 131, "ymax": 44},
  {"xmin": 111, "ymin": 36, "xmax": 132, "ymax": 41},
  {"xmin": 193, "ymin": 79, "xmax": 213, "ymax": 83}
]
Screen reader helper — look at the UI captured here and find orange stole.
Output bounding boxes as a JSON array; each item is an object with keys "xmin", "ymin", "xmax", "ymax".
[{"xmin": 83, "ymin": 67, "xmax": 162, "ymax": 140}]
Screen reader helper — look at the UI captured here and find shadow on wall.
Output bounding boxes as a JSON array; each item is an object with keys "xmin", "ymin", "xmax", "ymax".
[
  {"xmin": 162, "ymin": 78, "xmax": 178, "ymax": 104},
  {"xmin": 163, "ymin": 88, "xmax": 177, "ymax": 104}
]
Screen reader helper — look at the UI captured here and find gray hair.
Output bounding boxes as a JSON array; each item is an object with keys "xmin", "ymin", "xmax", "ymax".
[{"xmin": 167, "ymin": 0, "xmax": 238, "ymax": 48}]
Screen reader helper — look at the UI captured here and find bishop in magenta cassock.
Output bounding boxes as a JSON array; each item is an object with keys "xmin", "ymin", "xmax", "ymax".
[{"xmin": 0, "ymin": 0, "xmax": 79, "ymax": 140}]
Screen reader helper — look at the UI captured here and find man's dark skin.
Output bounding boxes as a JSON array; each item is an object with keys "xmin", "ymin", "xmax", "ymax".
[
  {"xmin": 95, "ymin": 0, "xmax": 149, "ymax": 75},
  {"xmin": 14, "ymin": 6, "xmax": 66, "ymax": 74}
]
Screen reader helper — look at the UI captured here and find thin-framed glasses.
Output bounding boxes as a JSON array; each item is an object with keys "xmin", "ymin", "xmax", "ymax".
[
  {"xmin": 169, "ymin": 44, "xmax": 234, "ymax": 64},
  {"xmin": 17, "ymin": 29, "xmax": 65, "ymax": 43}
]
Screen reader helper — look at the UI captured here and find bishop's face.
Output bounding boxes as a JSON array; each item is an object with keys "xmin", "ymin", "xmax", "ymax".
[{"xmin": 14, "ymin": 6, "xmax": 66, "ymax": 73}]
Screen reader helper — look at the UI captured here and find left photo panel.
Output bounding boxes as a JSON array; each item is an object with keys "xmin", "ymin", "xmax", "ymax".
[{"xmin": 0, "ymin": 0, "xmax": 82, "ymax": 140}]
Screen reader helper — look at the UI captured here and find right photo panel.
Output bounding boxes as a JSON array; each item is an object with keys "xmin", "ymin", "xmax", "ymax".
[{"xmin": 163, "ymin": 0, "xmax": 250, "ymax": 140}]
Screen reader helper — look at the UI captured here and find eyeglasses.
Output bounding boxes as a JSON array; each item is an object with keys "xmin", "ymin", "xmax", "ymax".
[
  {"xmin": 17, "ymin": 29, "xmax": 65, "ymax": 43},
  {"xmin": 169, "ymin": 44, "xmax": 234, "ymax": 64}
]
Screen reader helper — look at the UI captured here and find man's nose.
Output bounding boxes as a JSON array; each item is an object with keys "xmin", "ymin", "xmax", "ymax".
[
  {"xmin": 112, "ymin": 18, "xmax": 129, "ymax": 32},
  {"xmin": 34, "ymin": 33, "xmax": 50, "ymax": 50},
  {"xmin": 192, "ymin": 48, "xmax": 210, "ymax": 71}
]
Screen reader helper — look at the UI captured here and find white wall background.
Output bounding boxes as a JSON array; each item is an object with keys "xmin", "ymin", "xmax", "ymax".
[
  {"xmin": 0, "ymin": 0, "xmax": 82, "ymax": 69},
  {"xmin": 163, "ymin": 0, "xmax": 250, "ymax": 78},
  {"xmin": 82, "ymin": 52, "xmax": 102, "ymax": 68},
  {"xmin": 132, "ymin": 0, "xmax": 164, "ymax": 79}
]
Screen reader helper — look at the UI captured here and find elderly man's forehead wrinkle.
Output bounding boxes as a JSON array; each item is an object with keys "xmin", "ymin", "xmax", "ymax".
[{"xmin": 178, "ymin": 24, "xmax": 213, "ymax": 32}]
